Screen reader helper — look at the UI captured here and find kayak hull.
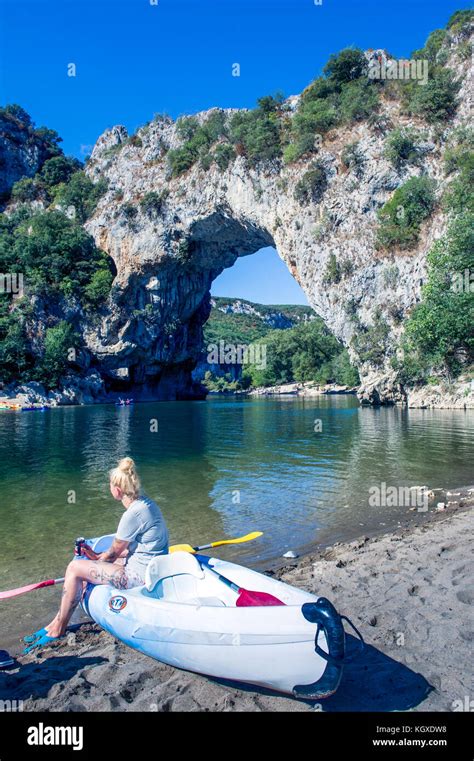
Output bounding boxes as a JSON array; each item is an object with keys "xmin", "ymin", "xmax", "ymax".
[{"xmin": 81, "ymin": 535, "xmax": 345, "ymax": 699}]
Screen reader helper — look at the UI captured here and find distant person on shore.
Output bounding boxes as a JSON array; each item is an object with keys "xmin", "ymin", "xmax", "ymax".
[{"xmin": 24, "ymin": 457, "xmax": 169, "ymax": 652}]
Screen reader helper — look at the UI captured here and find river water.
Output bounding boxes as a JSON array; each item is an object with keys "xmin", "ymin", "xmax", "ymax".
[{"xmin": 0, "ymin": 395, "xmax": 472, "ymax": 652}]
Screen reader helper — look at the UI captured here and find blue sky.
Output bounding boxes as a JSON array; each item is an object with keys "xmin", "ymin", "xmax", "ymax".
[{"xmin": 0, "ymin": 0, "xmax": 469, "ymax": 304}]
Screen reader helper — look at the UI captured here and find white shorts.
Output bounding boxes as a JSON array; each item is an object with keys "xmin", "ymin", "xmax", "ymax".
[{"xmin": 119, "ymin": 557, "xmax": 146, "ymax": 589}]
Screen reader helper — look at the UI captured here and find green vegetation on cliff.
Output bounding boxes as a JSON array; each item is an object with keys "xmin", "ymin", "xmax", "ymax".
[
  {"xmin": 376, "ymin": 176, "xmax": 437, "ymax": 250},
  {"xmin": 0, "ymin": 107, "xmax": 115, "ymax": 388},
  {"xmin": 166, "ymin": 11, "xmax": 471, "ymax": 178},
  {"xmin": 393, "ymin": 128, "xmax": 474, "ymax": 384}
]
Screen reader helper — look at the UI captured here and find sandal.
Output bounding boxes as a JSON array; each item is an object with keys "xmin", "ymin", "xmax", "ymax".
[
  {"xmin": 23, "ymin": 633, "xmax": 64, "ymax": 655},
  {"xmin": 23, "ymin": 627, "xmax": 48, "ymax": 643}
]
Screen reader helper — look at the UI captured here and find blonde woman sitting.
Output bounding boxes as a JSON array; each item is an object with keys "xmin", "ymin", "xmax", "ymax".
[{"xmin": 24, "ymin": 457, "xmax": 169, "ymax": 653}]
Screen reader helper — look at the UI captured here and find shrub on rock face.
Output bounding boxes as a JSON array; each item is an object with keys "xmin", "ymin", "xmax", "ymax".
[
  {"xmin": 294, "ymin": 98, "xmax": 337, "ymax": 138},
  {"xmin": 168, "ymin": 145, "xmax": 197, "ymax": 177},
  {"xmin": 229, "ymin": 104, "xmax": 282, "ymax": 166},
  {"xmin": 405, "ymin": 68, "xmax": 460, "ymax": 123},
  {"xmin": 384, "ymin": 128, "xmax": 425, "ymax": 170},
  {"xmin": 168, "ymin": 112, "xmax": 230, "ymax": 177},
  {"xmin": 202, "ymin": 110, "xmax": 228, "ymax": 142},
  {"xmin": 176, "ymin": 240, "xmax": 193, "ymax": 263},
  {"xmin": 341, "ymin": 141, "xmax": 365, "ymax": 176},
  {"xmin": 54, "ymin": 172, "xmax": 107, "ymax": 223},
  {"xmin": 40, "ymin": 156, "xmax": 82, "ymax": 187},
  {"xmin": 121, "ymin": 203, "xmax": 138, "ymax": 220},
  {"xmin": 447, "ymin": 9, "xmax": 474, "ymax": 33},
  {"xmin": 294, "ymin": 162, "xmax": 328, "ymax": 205},
  {"xmin": 301, "ymin": 77, "xmax": 336, "ymax": 103},
  {"xmin": 213, "ymin": 143, "xmax": 235, "ymax": 171},
  {"xmin": 322, "ymin": 253, "xmax": 341, "ymax": 284},
  {"xmin": 11, "ymin": 177, "xmax": 46, "ymax": 203},
  {"xmin": 176, "ymin": 116, "xmax": 199, "ymax": 142},
  {"xmin": 323, "ymin": 48, "xmax": 368, "ymax": 87},
  {"xmin": 199, "ymin": 152, "xmax": 213, "ymax": 171},
  {"xmin": 139, "ymin": 190, "xmax": 168, "ymax": 217},
  {"xmin": 31, "ymin": 127, "xmax": 62, "ymax": 158},
  {"xmin": 352, "ymin": 308, "xmax": 390, "ymax": 368},
  {"xmin": 286, "ymin": 100, "xmax": 337, "ymax": 163},
  {"xmin": 0, "ymin": 103, "xmax": 33, "ymax": 127},
  {"xmin": 128, "ymin": 134, "xmax": 142, "ymax": 148},
  {"xmin": 376, "ymin": 176, "xmax": 437, "ymax": 249},
  {"xmin": 256, "ymin": 93, "xmax": 285, "ymax": 113},
  {"xmin": 338, "ymin": 79, "xmax": 379, "ymax": 123},
  {"xmin": 37, "ymin": 321, "xmax": 77, "ymax": 389},
  {"xmin": 83, "ymin": 268, "xmax": 114, "ymax": 307},
  {"xmin": 444, "ymin": 127, "xmax": 474, "ymax": 175},
  {"xmin": 443, "ymin": 128, "xmax": 474, "ymax": 215}
]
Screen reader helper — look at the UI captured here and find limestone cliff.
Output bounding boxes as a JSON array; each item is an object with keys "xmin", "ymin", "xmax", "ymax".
[
  {"xmin": 0, "ymin": 107, "xmax": 61, "ymax": 202},
  {"xmin": 80, "ymin": 26, "xmax": 472, "ymax": 404}
]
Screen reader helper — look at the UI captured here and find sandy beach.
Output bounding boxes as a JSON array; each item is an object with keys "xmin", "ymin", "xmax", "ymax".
[{"xmin": 1, "ymin": 490, "xmax": 472, "ymax": 713}]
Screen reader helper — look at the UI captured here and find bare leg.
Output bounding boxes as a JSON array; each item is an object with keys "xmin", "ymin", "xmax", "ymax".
[{"xmin": 45, "ymin": 559, "xmax": 128, "ymax": 637}]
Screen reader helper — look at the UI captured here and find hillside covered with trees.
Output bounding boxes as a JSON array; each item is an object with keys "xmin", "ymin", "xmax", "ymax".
[{"xmin": 199, "ymin": 298, "xmax": 360, "ymax": 392}]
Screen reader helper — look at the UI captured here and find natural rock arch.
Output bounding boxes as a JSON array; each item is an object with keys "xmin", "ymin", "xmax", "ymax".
[{"xmin": 83, "ymin": 40, "xmax": 470, "ymax": 403}]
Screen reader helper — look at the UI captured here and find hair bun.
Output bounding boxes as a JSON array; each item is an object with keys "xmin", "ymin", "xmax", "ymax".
[
  {"xmin": 110, "ymin": 457, "xmax": 141, "ymax": 499},
  {"xmin": 118, "ymin": 457, "xmax": 135, "ymax": 473}
]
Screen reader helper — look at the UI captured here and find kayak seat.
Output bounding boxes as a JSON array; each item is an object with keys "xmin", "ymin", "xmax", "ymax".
[{"xmin": 144, "ymin": 551, "xmax": 227, "ymax": 607}]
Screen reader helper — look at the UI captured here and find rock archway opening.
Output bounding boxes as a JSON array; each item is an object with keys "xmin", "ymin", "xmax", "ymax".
[
  {"xmin": 97, "ymin": 211, "xmax": 321, "ymax": 399},
  {"xmin": 192, "ymin": 243, "xmax": 314, "ymax": 391}
]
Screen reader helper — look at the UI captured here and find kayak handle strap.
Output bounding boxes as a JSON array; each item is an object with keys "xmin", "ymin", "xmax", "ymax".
[
  {"xmin": 292, "ymin": 597, "xmax": 365, "ymax": 700},
  {"xmin": 314, "ymin": 613, "xmax": 365, "ymax": 666}
]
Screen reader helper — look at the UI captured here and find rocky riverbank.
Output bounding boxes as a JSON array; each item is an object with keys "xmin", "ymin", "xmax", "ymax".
[
  {"xmin": 247, "ymin": 381, "xmax": 357, "ymax": 397},
  {"xmin": 0, "ymin": 374, "xmax": 107, "ymax": 409},
  {"xmin": 358, "ymin": 371, "xmax": 474, "ymax": 409},
  {"xmin": 2, "ymin": 487, "xmax": 472, "ymax": 712},
  {"xmin": 3, "ymin": 371, "xmax": 472, "ymax": 409}
]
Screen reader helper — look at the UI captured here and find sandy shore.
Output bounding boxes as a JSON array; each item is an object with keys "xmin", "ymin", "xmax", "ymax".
[{"xmin": 1, "ymin": 492, "xmax": 472, "ymax": 713}]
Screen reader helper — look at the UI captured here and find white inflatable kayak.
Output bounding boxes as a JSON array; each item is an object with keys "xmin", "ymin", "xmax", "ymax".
[{"xmin": 81, "ymin": 534, "xmax": 360, "ymax": 699}]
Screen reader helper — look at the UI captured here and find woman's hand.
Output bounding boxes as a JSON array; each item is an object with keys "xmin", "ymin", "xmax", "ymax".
[{"xmin": 81, "ymin": 544, "xmax": 99, "ymax": 561}]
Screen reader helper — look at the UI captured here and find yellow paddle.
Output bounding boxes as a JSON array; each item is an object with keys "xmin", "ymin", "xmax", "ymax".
[{"xmin": 170, "ymin": 531, "xmax": 262, "ymax": 554}]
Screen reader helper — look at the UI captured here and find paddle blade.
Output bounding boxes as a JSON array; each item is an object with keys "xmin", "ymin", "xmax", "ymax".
[
  {"xmin": 0, "ymin": 578, "xmax": 61, "ymax": 600},
  {"xmin": 169, "ymin": 543, "xmax": 194, "ymax": 554},
  {"xmin": 211, "ymin": 531, "xmax": 263, "ymax": 548},
  {"xmin": 236, "ymin": 589, "xmax": 286, "ymax": 607}
]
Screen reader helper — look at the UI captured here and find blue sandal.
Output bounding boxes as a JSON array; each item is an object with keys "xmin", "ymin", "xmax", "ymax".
[
  {"xmin": 23, "ymin": 627, "xmax": 48, "ymax": 643},
  {"xmin": 23, "ymin": 633, "xmax": 64, "ymax": 655}
]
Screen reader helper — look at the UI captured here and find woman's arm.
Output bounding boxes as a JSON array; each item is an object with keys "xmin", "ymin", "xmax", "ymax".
[
  {"xmin": 82, "ymin": 540, "xmax": 129, "ymax": 562},
  {"xmin": 98, "ymin": 538, "xmax": 130, "ymax": 563}
]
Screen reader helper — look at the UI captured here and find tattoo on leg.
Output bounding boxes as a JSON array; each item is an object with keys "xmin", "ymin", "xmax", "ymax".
[{"xmin": 88, "ymin": 563, "xmax": 130, "ymax": 588}]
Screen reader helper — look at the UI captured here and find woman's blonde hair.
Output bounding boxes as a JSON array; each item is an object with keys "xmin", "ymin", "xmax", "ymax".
[{"xmin": 109, "ymin": 457, "xmax": 141, "ymax": 499}]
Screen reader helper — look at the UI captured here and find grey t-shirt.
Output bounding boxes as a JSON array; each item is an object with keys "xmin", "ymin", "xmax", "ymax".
[{"xmin": 116, "ymin": 495, "xmax": 169, "ymax": 575}]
